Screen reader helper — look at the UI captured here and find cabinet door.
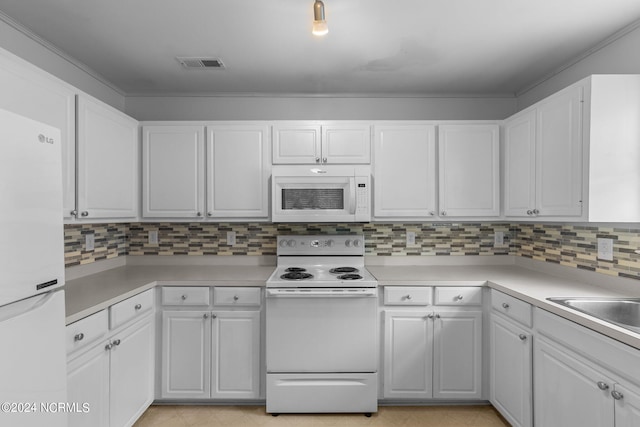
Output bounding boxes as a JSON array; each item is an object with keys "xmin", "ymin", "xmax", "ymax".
[
  {"xmin": 142, "ymin": 126, "xmax": 205, "ymax": 218},
  {"xmin": 433, "ymin": 310, "xmax": 482, "ymax": 399},
  {"xmin": 76, "ymin": 95, "xmax": 138, "ymax": 219},
  {"xmin": 504, "ymin": 110, "xmax": 536, "ymax": 217},
  {"xmin": 109, "ymin": 317, "xmax": 155, "ymax": 427},
  {"xmin": 0, "ymin": 50, "xmax": 76, "ymax": 220},
  {"xmin": 489, "ymin": 314, "xmax": 532, "ymax": 427},
  {"xmin": 211, "ymin": 311, "xmax": 261, "ymax": 399},
  {"xmin": 322, "ymin": 123, "xmax": 371, "ymax": 164},
  {"xmin": 383, "ymin": 310, "xmax": 433, "ymax": 399},
  {"xmin": 272, "ymin": 123, "xmax": 321, "ymax": 164},
  {"xmin": 373, "ymin": 125, "xmax": 437, "ymax": 218},
  {"xmin": 534, "ymin": 337, "xmax": 613, "ymax": 427},
  {"xmin": 161, "ymin": 311, "xmax": 211, "ymax": 399},
  {"xmin": 535, "ymin": 85, "xmax": 583, "ymax": 217},
  {"xmin": 206, "ymin": 125, "xmax": 270, "ymax": 218},
  {"xmin": 614, "ymin": 383, "xmax": 640, "ymax": 427},
  {"xmin": 438, "ymin": 125, "xmax": 500, "ymax": 217},
  {"xmin": 67, "ymin": 343, "xmax": 110, "ymax": 427}
]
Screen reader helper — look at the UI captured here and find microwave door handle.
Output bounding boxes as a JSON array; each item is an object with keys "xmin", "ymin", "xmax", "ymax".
[{"xmin": 349, "ymin": 177, "xmax": 356, "ymax": 214}]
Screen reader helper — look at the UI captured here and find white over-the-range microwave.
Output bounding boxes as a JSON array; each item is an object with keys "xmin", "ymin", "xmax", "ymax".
[{"xmin": 271, "ymin": 165, "xmax": 371, "ymax": 222}]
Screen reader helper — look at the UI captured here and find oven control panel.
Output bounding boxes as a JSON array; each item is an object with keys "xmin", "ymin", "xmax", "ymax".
[{"xmin": 277, "ymin": 235, "xmax": 364, "ymax": 256}]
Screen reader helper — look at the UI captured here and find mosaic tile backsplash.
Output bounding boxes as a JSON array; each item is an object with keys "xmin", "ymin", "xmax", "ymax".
[{"xmin": 63, "ymin": 222, "xmax": 640, "ymax": 280}]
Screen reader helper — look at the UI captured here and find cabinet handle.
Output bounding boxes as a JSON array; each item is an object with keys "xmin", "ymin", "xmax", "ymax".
[
  {"xmin": 611, "ymin": 390, "xmax": 624, "ymax": 400},
  {"xmin": 196, "ymin": 212, "xmax": 202, "ymax": 217},
  {"xmin": 455, "ymin": 295, "xmax": 464, "ymax": 301},
  {"xmin": 207, "ymin": 212, "xmax": 213, "ymax": 217},
  {"xmin": 441, "ymin": 211, "xmax": 447, "ymax": 216},
  {"xmin": 502, "ymin": 302, "xmax": 510, "ymax": 309},
  {"xmin": 597, "ymin": 381, "xmax": 610, "ymax": 391},
  {"xmin": 435, "ymin": 313, "xmax": 441, "ymax": 319},
  {"xmin": 518, "ymin": 334, "xmax": 527, "ymax": 341},
  {"xmin": 233, "ymin": 295, "xmax": 240, "ymax": 301},
  {"xmin": 203, "ymin": 313, "xmax": 209, "ymax": 319},
  {"xmin": 181, "ymin": 295, "xmax": 187, "ymax": 300},
  {"xmin": 105, "ymin": 343, "xmax": 113, "ymax": 351},
  {"xmin": 81, "ymin": 211, "xmax": 89, "ymax": 217},
  {"xmin": 112, "ymin": 339, "xmax": 121, "ymax": 346},
  {"xmin": 533, "ymin": 209, "xmax": 540, "ymax": 215},
  {"xmin": 427, "ymin": 313, "xmax": 434, "ymax": 319},
  {"xmin": 74, "ymin": 333, "xmax": 84, "ymax": 342},
  {"xmin": 211, "ymin": 313, "xmax": 217, "ymax": 319},
  {"xmin": 526, "ymin": 210, "xmax": 533, "ymax": 216},
  {"xmin": 323, "ymin": 157, "xmax": 327, "ymax": 163},
  {"xmin": 404, "ymin": 295, "xmax": 412, "ymax": 300},
  {"xmin": 315, "ymin": 157, "xmax": 320, "ymax": 163},
  {"xmin": 70, "ymin": 210, "xmax": 78, "ymax": 217},
  {"xmin": 429, "ymin": 211, "xmax": 435, "ymax": 216},
  {"xmin": 135, "ymin": 304, "xmax": 142, "ymax": 310}
]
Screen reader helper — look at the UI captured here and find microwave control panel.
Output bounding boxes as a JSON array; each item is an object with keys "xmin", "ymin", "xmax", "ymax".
[{"xmin": 355, "ymin": 176, "xmax": 369, "ymax": 221}]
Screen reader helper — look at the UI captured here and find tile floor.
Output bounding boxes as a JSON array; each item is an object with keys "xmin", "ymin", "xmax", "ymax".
[{"xmin": 134, "ymin": 405, "xmax": 510, "ymax": 426}]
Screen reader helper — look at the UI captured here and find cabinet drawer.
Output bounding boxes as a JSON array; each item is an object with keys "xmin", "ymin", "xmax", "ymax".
[
  {"xmin": 162, "ymin": 286, "xmax": 210, "ymax": 306},
  {"xmin": 213, "ymin": 287, "xmax": 261, "ymax": 306},
  {"xmin": 384, "ymin": 287, "xmax": 432, "ymax": 306},
  {"xmin": 109, "ymin": 289, "xmax": 154, "ymax": 330},
  {"xmin": 66, "ymin": 310, "xmax": 109, "ymax": 355},
  {"xmin": 434, "ymin": 287, "xmax": 482, "ymax": 306},
  {"xmin": 491, "ymin": 290, "xmax": 532, "ymax": 328}
]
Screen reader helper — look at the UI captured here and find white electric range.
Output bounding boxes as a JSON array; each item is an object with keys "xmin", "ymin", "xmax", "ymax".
[{"xmin": 265, "ymin": 235, "xmax": 378, "ymax": 416}]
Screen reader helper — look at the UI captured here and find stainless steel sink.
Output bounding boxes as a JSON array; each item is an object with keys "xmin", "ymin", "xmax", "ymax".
[{"xmin": 547, "ymin": 297, "xmax": 640, "ymax": 334}]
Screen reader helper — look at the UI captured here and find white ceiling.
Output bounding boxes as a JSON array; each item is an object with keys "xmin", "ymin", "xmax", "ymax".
[{"xmin": 1, "ymin": 0, "xmax": 639, "ymax": 97}]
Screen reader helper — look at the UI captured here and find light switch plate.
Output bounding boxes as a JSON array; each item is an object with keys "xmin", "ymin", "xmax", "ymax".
[
  {"xmin": 149, "ymin": 230, "xmax": 158, "ymax": 245},
  {"xmin": 85, "ymin": 233, "xmax": 95, "ymax": 251},
  {"xmin": 597, "ymin": 238, "xmax": 614, "ymax": 261},
  {"xmin": 406, "ymin": 231, "xmax": 416, "ymax": 246},
  {"xmin": 494, "ymin": 232, "xmax": 504, "ymax": 246},
  {"xmin": 227, "ymin": 231, "xmax": 236, "ymax": 246}
]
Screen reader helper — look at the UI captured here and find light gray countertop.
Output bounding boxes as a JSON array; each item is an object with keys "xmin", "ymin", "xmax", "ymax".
[{"xmin": 64, "ymin": 257, "xmax": 640, "ymax": 350}]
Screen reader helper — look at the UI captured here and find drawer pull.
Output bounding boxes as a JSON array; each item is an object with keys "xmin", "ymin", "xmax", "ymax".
[
  {"xmin": 611, "ymin": 390, "xmax": 624, "ymax": 400},
  {"xmin": 597, "ymin": 381, "xmax": 610, "ymax": 391},
  {"xmin": 112, "ymin": 339, "xmax": 121, "ymax": 346},
  {"xmin": 74, "ymin": 333, "xmax": 84, "ymax": 342},
  {"xmin": 105, "ymin": 343, "xmax": 113, "ymax": 351},
  {"xmin": 502, "ymin": 302, "xmax": 510, "ymax": 309},
  {"xmin": 203, "ymin": 313, "xmax": 209, "ymax": 319},
  {"xmin": 233, "ymin": 295, "xmax": 239, "ymax": 301},
  {"xmin": 427, "ymin": 313, "xmax": 434, "ymax": 319},
  {"xmin": 212, "ymin": 314, "xmax": 217, "ymax": 319},
  {"xmin": 455, "ymin": 295, "xmax": 464, "ymax": 301},
  {"xmin": 435, "ymin": 313, "xmax": 441, "ymax": 319},
  {"xmin": 404, "ymin": 295, "xmax": 412, "ymax": 300},
  {"xmin": 135, "ymin": 304, "xmax": 142, "ymax": 310},
  {"xmin": 181, "ymin": 295, "xmax": 187, "ymax": 300},
  {"xmin": 519, "ymin": 334, "xmax": 527, "ymax": 341}
]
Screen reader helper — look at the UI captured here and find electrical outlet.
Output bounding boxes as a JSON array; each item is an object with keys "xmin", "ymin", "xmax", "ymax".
[
  {"xmin": 149, "ymin": 230, "xmax": 158, "ymax": 245},
  {"xmin": 494, "ymin": 231, "xmax": 504, "ymax": 246},
  {"xmin": 227, "ymin": 231, "xmax": 236, "ymax": 246},
  {"xmin": 597, "ymin": 238, "xmax": 614, "ymax": 261},
  {"xmin": 85, "ymin": 233, "xmax": 95, "ymax": 251},
  {"xmin": 406, "ymin": 231, "xmax": 416, "ymax": 246}
]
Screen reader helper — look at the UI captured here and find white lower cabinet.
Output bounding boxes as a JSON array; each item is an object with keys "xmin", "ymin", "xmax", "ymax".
[
  {"xmin": 67, "ymin": 304, "xmax": 155, "ymax": 427},
  {"xmin": 160, "ymin": 286, "xmax": 262, "ymax": 401},
  {"xmin": 382, "ymin": 286, "xmax": 482, "ymax": 401},
  {"xmin": 534, "ymin": 308, "xmax": 640, "ymax": 427}
]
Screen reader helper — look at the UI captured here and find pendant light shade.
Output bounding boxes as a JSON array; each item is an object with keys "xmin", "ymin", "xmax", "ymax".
[{"xmin": 312, "ymin": 0, "xmax": 328, "ymax": 36}]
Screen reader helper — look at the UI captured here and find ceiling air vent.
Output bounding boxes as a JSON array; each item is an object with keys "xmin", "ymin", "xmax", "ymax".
[{"xmin": 176, "ymin": 57, "xmax": 225, "ymax": 69}]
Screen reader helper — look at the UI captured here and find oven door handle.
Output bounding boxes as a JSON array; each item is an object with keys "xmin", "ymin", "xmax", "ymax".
[{"xmin": 266, "ymin": 289, "xmax": 377, "ymax": 298}]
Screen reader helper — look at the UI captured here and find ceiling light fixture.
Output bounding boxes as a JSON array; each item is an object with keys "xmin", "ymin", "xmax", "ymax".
[{"xmin": 312, "ymin": 0, "xmax": 328, "ymax": 36}]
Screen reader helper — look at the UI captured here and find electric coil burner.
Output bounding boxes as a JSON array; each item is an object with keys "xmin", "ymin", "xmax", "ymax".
[{"xmin": 266, "ymin": 235, "xmax": 378, "ymax": 416}]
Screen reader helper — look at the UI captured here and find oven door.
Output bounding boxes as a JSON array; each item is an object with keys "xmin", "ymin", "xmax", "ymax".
[{"xmin": 266, "ymin": 288, "xmax": 378, "ymax": 373}]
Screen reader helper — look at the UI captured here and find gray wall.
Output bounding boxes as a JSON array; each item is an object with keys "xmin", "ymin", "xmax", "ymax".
[
  {"xmin": 124, "ymin": 95, "xmax": 517, "ymax": 121},
  {"xmin": 0, "ymin": 16, "xmax": 125, "ymax": 110},
  {"xmin": 516, "ymin": 23, "xmax": 640, "ymax": 110}
]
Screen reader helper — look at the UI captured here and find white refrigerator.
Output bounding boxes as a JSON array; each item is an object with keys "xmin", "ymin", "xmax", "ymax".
[{"xmin": 0, "ymin": 108, "xmax": 67, "ymax": 427}]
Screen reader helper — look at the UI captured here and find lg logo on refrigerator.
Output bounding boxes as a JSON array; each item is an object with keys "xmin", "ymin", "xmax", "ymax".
[{"xmin": 38, "ymin": 134, "xmax": 55, "ymax": 144}]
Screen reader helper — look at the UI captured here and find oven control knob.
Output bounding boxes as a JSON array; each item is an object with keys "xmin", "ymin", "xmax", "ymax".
[
  {"xmin": 353, "ymin": 239, "xmax": 362, "ymax": 248},
  {"xmin": 279, "ymin": 240, "xmax": 288, "ymax": 248},
  {"xmin": 326, "ymin": 239, "xmax": 334, "ymax": 247},
  {"xmin": 287, "ymin": 239, "xmax": 296, "ymax": 248},
  {"xmin": 345, "ymin": 239, "xmax": 352, "ymax": 247}
]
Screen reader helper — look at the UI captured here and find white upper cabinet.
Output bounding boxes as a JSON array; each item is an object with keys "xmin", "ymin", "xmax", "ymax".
[
  {"xmin": 76, "ymin": 95, "xmax": 139, "ymax": 220},
  {"xmin": 206, "ymin": 124, "xmax": 270, "ymax": 218},
  {"xmin": 504, "ymin": 84, "xmax": 584, "ymax": 219},
  {"xmin": 142, "ymin": 125, "xmax": 205, "ymax": 219},
  {"xmin": 0, "ymin": 49, "xmax": 76, "ymax": 220},
  {"xmin": 272, "ymin": 121, "xmax": 371, "ymax": 164},
  {"xmin": 438, "ymin": 124, "xmax": 500, "ymax": 218},
  {"xmin": 373, "ymin": 124, "xmax": 437, "ymax": 219}
]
